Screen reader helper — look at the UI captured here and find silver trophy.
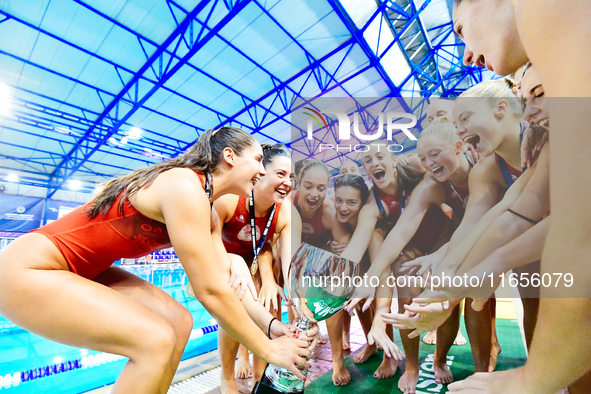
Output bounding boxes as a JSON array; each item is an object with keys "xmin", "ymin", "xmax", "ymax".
[{"xmin": 253, "ymin": 243, "xmax": 359, "ymax": 394}]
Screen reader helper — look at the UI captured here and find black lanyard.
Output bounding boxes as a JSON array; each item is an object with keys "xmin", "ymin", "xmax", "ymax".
[{"xmin": 248, "ymin": 191, "xmax": 276, "ymax": 275}]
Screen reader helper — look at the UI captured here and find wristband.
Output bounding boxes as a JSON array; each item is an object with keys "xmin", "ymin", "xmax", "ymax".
[{"xmin": 267, "ymin": 317, "xmax": 278, "ymax": 339}]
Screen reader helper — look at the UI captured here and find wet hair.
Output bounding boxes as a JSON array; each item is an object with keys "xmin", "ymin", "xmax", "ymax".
[
  {"xmin": 262, "ymin": 143, "xmax": 291, "ymax": 168},
  {"xmin": 459, "ymin": 78, "xmax": 522, "ymax": 115},
  {"xmin": 85, "ymin": 127, "xmax": 256, "ymax": 218},
  {"xmin": 300, "ymin": 160, "xmax": 329, "ymax": 182},
  {"xmin": 334, "ymin": 174, "xmax": 370, "ymax": 206},
  {"xmin": 418, "ymin": 123, "xmax": 460, "ymax": 145}
]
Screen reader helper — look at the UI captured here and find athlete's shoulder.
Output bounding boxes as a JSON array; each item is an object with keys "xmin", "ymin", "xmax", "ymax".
[
  {"xmin": 470, "ymin": 155, "xmax": 504, "ymax": 187},
  {"xmin": 412, "ymin": 173, "xmax": 445, "ymax": 203},
  {"xmin": 213, "ymin": 194, "xmax": 240, "ymax": 223}
]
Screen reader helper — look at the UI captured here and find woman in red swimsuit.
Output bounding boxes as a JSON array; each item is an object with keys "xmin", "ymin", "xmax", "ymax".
[
  {"xmin": 0, "ymin": 127, "xmax": 313, "ymax": 394},
  {"xmin": 214, "ymin": 144, "xmax": 294, "ymax": 393},
  {"xmin": 293, "ymin": 161, "xmax": 332, "ymax": 250}
]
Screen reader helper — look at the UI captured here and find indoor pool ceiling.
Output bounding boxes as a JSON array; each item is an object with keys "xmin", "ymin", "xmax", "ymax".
[{"xmin": 0, "ymin": 0, "xmax": 495, "ymax": 194}]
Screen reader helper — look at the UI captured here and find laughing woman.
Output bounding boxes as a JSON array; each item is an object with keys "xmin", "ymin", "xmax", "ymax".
[
  {"xmin": 214, "ymin": 144, "xmax": 300, "ymax": 393},
  {"xmin": 0, "ymin": 128, "xmax": 312, "ymax": 394},
  {"xmin": 293, "ymin": 161, "xmax": 332, "ymax": 250}
]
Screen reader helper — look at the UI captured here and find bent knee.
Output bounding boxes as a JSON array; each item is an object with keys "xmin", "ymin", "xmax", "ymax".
[
  {"xmin": 169, "ymin": 305, "xmax": 193, "ymax": 341},
  {"xmin": 133, "ymin": 319, "xmax": 178, "ymax": 362}
]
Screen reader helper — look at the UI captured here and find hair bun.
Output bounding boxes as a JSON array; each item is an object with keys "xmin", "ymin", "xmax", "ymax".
[{"xmin": 503, "ymin": 77, "xmax": 518, "ymax": 94}]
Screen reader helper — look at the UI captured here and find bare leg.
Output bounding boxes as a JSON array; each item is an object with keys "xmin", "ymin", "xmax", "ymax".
[
  {"xmin": 515, "ymin": 260, "xmax": 541, "ymax": 350},
  {"xmin": 219, "ymin": 327, "xmax": 241, "ymax": 394},
  {"xmin": 343, "ymin": 310, "xmax": 351, "ymax": 350},
  {"xmin": 398, "ymin": 296, "xmax": 421, "ymax": 394},
  {"xmin": 325, "ymin": 312, "xmax": 351, "ymax": 386},
  {"xmin": 235, "ymin": 345, "xmax": 253, "ymax": 379},
  {"xmin": 464, "ymin": 298, "xmax": 492, "ymax": 373},
  {"xmin": 0, "ymin": 234, "xmax": 192, "ymax": 394},
  {"xmin": 353, "ymin": 306, "xmax": 377, "ymax": 363},
  {"xmin": 374, "ymin": 322, "xmax": 399, "ymax": 379},
  {"xmin": 488, "ymin": 295, "xmax": 502, "ymax": 372},
  {"xmin": 434, "ymin": 304, "xmax": 461, "ymax": 384}
]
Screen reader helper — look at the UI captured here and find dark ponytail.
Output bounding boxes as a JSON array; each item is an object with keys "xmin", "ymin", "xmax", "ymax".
[
  {"xmin": 85, "ymin": 127, "xmax": 256, "ymax": 218},
  {"xmin": 262, "ymin": 143, "xmax": 291, "ymax": 168}
]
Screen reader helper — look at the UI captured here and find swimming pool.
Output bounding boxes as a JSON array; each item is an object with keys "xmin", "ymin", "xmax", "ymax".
[{"xmin": 0, "ymin": 264, "xmax": 218, "ymax": 393}]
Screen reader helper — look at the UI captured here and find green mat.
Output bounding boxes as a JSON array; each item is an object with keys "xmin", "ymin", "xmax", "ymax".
[{"xmin": 306, "ymin": 318, "xmax": 526, "ymax": 394}]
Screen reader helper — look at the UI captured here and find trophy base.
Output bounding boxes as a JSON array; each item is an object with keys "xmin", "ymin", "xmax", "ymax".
[{"xmin": 252, "ymin": 379, "xmax": 304, "ymax": 394}]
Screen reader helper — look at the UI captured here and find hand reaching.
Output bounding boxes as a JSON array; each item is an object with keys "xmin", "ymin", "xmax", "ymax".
[
  {"xmin": 381, "ymin": 301, "xmax": 453, "ymax": 338},
  {"xmin": 367, "ymin": 324, "xmax": 405, "ymax": 360},
  {"xmin": 259, "ymin": 280, "xmax": 286, "ymax": 313},
  {"xmin": 229, "ymin": 257, "xmax": 258, "ymax": 301},
  {"xmin": 399, "ymin": 253, "xmax": 444, "ymax": 276}
]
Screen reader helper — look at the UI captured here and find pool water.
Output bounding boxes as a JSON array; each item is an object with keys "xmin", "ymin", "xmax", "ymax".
[{"xmin": 0, "ymin": 264, "xmax": 218, "ymax": 393}]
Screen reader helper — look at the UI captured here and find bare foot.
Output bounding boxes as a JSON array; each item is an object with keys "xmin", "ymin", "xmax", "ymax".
[
  {"xmin": 317, "ymin": 332, "xmax": 328, "ymax": 345},
  {"xmin": 398, "ymin": 368, "xmax": 419, "ymax": 394},
  {"xmin": 434, "ymin": 359, "xmax": 453, "ymax": 384},
  {"xmin": 422, "ymin": 330, "xmax": 437, "ymax": 345},
  {"xmin": 342, "ymin": 331, "xmax": 351, "ymax": 351},
  {"xmin": 235, "ymin": 356, "xmax": 253, "ymax": 379},
  {"xmin": 332, "ymin": 360, "xmax": 351, "ymax": 386},
  {"xmin": 373, "ymin": 355, "xmax": 398, "ymax": 379},
  {"xmin": 453, "ymin": 330, "xmax": 467, "ymax": 346},
  {"xmin": 353, "ymin": 344, "xmax": 377, "ymax": 364},
  {"xmin": 489, "ymin": 340, "xmax": 502, "ymax": 372},
  {"xmin": 221, "ymin": 377, "xmax": 239, "ymax": 394}
]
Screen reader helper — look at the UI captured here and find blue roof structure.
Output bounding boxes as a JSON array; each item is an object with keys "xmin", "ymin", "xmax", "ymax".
[{"xmin": 0, "ymin": 0, "xmax": 496, "ymax": 197}]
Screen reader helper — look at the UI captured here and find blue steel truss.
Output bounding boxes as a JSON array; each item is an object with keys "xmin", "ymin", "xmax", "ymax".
[{"xmin": 0, "ymin": 0, "xmax": 494, "ymax": 197}]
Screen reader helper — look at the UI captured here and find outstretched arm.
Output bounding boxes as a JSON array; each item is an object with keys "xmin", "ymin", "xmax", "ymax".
[
  {"xmin": 157, "ymin": 170, "xmax": 311, "ymax": 378},
  {"xmin": 454, "ymin": 143, "xmax": 549, "ymax": 275},
  {"xmin": 435, "ymin": 157, "xmax": 534, "ymax": 276},
  {"xmin": 348, "ymin": 178, "xmax": 443, "ymax": 310}
]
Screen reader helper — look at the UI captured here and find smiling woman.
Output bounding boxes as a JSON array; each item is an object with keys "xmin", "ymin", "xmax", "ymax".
[
  {"xmin": 0, "ymin": 127, "xmax": 314, "ymax": 394},
  {"xmin": 453, "ymin": 78, "xmax": 522, "ymax": 161},
  {"xmin": 293, "ymin": 161, "xmax": 332, "ymax": 249},
  {"xmin": 214, "ymin": 143, "xmax": 298, "ymax": 393}
]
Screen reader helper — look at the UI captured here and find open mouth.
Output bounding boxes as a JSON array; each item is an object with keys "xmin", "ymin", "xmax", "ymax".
[
  {"xmin": 372, "ymin": 169, "xmax": 386, "ymax": 182},
  {"xmin": 338, "ymin": 209, "xmax": 350, "ymax": 220},
  {"xmin": 463, "ymin": 134, "xmax": 481, "ymax": 151},
  {"xmin": 275, "ymin": 188, "xmax": 288, "ymax": 197},
  {"xmin": 432, "ymin": 165, "xmax": 444, "ymax": 176},
  {"xmin": 305, "ymin": 197, "xmax": 318, "ymax": 210},
  {"xmin": 251, "ymin": 176, "xmax": 260, "ymax": 187}
]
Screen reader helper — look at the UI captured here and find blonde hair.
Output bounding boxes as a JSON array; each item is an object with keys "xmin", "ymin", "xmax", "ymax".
[
  {"xmin": 459, "ymin": 78, "xmax": 522, "ymax": 115},
  {"xmin": 418, "ymin": 122, "xmax": 460, "ymax": 145}
]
